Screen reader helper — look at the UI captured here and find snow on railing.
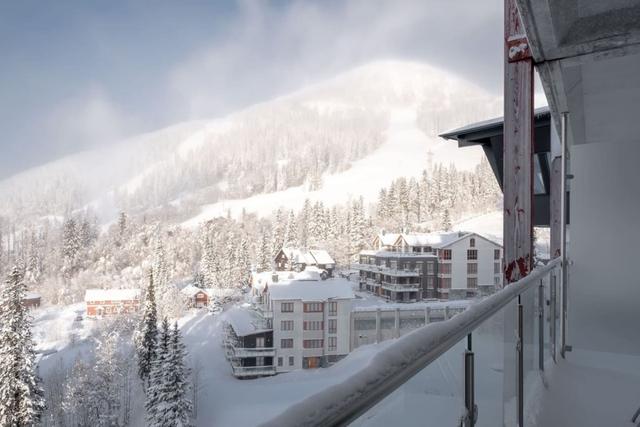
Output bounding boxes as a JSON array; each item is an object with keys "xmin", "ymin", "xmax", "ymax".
[{"xmin": 261, "ymin": 258, "xmax": 561, "ymax": 427}]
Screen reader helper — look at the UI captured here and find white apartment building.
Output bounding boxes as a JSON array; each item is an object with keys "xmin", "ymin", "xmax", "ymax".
[
  {"xmin": 431, "ymin": 232, "xmax": 503, "ymax": 299},
  {"xmin": 361, "ymin": 231, "xmax": 502, "ymax": 300},
  {"xmin": 224, "ymin": 269, "xmax": 353, "ymax": 377},
  {"xmin": 269, "ymin": 278, "xmax": 353, "ymax": 372}
]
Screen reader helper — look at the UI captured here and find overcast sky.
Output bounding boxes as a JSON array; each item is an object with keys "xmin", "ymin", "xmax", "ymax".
[{"xmin": 0, "ymin": 0, "xmax": 505, "ymax": 180}]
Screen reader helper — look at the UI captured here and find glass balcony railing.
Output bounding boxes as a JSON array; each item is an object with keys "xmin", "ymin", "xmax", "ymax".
[{"xmin": 263, "ymin": 258, "xmax": 562, "ymax": 426}]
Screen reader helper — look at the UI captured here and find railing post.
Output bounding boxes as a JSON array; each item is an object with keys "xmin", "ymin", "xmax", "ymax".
[
  {"xmin": 538, "ymin": 279, "xmax": 544, "ymax": 371},
  {"xmin": 560, "ymin": 111, "xmax": 570, "ymax": 359},
  {"xmin": 464, "ymin": 333, "xmax": 476, "ymax": 427},
  {"xmin": 517, "ymin": 297, "xmax": 524, "ymax": 427},
  {"xmin": 550, "ymin": 272, "xmax": 557, "ymax": 362}
]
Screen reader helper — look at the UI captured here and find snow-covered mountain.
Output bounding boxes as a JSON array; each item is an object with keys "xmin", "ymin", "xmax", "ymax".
[{"xmin": 0, "ymin": 60, "xmax": 501, "ymax": 226}]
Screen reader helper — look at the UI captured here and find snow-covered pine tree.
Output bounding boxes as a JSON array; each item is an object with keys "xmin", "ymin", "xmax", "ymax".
[
  {"xmin": 222, "ymin": 230, "xmax": 237, "ymax": 288},
  {"xmin": 118, "ymin": 211, "xmax": 128, "ymax": 239},
  {"xmin": 298, "ymin": 199, "xmax": 311, "ymax": 247},
  {"xmin": 146, "ymin": 318, "xmax": 170, "ymax": 426},
  {"xmin": 137, "ymin": 270, "xmax": 158, "ymax": 388},
  {"xmin": 283, "ymin": 210, "xmax": 297, "ymax": 247},
  {"xmin": 92, "ymin": 331, "xmax": 122, "ymax": 426},
  {"xmin": 376, "ymin": 188, "xmax": 389, "ymax": 220},
  {"xmin": 153, "ymin": 237, "xmax": 169, "ymax": 295},
  {"xmin": 61, "ymin": 217, "xmax": 80, "ymax": 276},
  {"xmin": 270, "ymin": 208, "xmax": 285, "ymax": 256},
  {"xmin": 25, "ymin": 231, "xmax": 41, "ymax": 284},
  {"xmin": 256, "ymin": 230, "xmax": 271, "ymax": 273},
  {"xmin": 236, "ymin": 237, "xmax": 251, "ymax": 287},
  {"xmin": 63, "ymin": 358, "xmax": 92, "ymax": 426},
  {"xmin": 349, "ymin": 199, "xmax": 366, "ymax": 260},
  {"xmin": 441, "ymin": 209, "xmax": 452, "ymax": 231},
  {"xmin": 200, "ymin": 236, "xmax": 216, "ymax": 289},
  {"xmin": 161, "ymin": 322, "xmax": 192, "ymax": 426},
  {"xmin": 0, "ymin": 265, "xmax": 45, "ymax": 426}
]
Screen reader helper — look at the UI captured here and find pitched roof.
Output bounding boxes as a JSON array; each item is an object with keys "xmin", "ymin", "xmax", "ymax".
[
  {"xmin": 396, "ymin": 232, "xmax": 463, "ymax": 248},
  {"xmin": 181, "ymin": 285, "xmax": 209, "ymax": 297},
  {"xmin": 84, "ymin": 288, "xmax": 141, "ymax": 302},
  {"xmin": 308, "ymin": 249, "xmax": 335, "ymax": 265},
  {"xmin": 223, "ymin": 305, "xmax": 271, "ymax": 337},
  {"xmin": 375, "ymin": 233, "xmax": 401, "ymax": 247}
]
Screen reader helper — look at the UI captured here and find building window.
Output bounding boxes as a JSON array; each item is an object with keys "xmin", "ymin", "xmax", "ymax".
[
  {"xmin": 467, "ymin": 263, "xmax": 478, "ymax": 275},
  {"xmin": 494, "ymin": 277, "xmax": 501, "ymax": 285},
  {"xmin": 469, "ymin": 238, "xmax": 475, "ymax": 248},
  {"xmin": 281, "ymin": 302, "xmax": 294, "ymax": 313},
  {"xmin": 303, "ymin": 339, "xmax": 324, "ymax": 349},
  {"xmin": 281, "ymin": 339, "xmax": 293, "ymax": 348},
  {"xmin": 440, "ymin": 278, "xmax": 451, "ymax": 289},
  {"xmin": 467, "ymin": 249, "xmax": 478, "ymax": 260},
  {"xmin": 494, "ymin": 262, "xmax": 501, "ymax": 275},
  {"xmin": 328, "ymin": 319, "xmax": 337, "ymax": 334},
  {"xmin": 303, "ymin": 302, "xmax": 324, "ymax": 313},
  {"xmin": 467, "ymin": 277, "xmax": 478, "ymax": 288},
  {"xmin": 303, "ymin": 321, "xmax": 324, "ymax": 331},
  {"xmin": 328, "ymin": 336, "xmax": 337, "ymax": 351},
  {"xmin": 494, "ymin": 249, "xmax": 501, "ymax": 260},
  {"xmin": 328, "ymin": 301, "xmax": 337, "ymax": 316},
  {"xmin": 278, "ymin": 357, "xmax": 283, "ymax": 367},
  {"xmin": 427, "ymin": 262, "xmax": 434, "ymax": 274},
  {"xmin": 289, "ymin": 356, "xmax": 294, "ymax": 366},
  {"xmin": 427, "ymin": 277, "xmax": 434, "ymax": 287},
  {"xmin": 440, "ymin": 263, "xmax": 451, "ymax": 274},
  {"xmin": 442, "ymin": 249, "xmax": 452, "ymax": 260},
  {"xmin": 281, "ymin": 320, "xmax": 294, "ymax": 331}
]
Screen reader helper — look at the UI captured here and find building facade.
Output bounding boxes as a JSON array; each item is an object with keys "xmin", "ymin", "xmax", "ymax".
[
  {"xmin": 355, "ymin": 251, "xmax": 438, "ymax": 301},
  {"xmin": 357, "ymin": 232, "xmax": 502, "ymax": 301},
  {"xmin": 225, "ymin": 270, "xmax": 352, "ymax": 377},
  {"xmin": 84, "ymin": 289, "xmax": 141, "ymax": 316},
  {"xmin": 180, "ymin": 285, "xmax": 210, "ymax": 308}
]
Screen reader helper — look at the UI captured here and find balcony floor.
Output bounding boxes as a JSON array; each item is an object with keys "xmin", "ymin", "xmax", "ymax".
[{"xmin": 532, "ymin": 350, "xmax": 640, "ymax": 427}]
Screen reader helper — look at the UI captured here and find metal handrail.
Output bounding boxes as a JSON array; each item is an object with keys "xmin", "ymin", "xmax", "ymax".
[{"xmin": 261, "ymin": 258, "xmax": 561, "ymax": 427}]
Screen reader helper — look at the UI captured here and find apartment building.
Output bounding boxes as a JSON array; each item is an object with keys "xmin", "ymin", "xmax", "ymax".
[
  {"xmin": 224, "ymin": 269, "xmax": 353, "ymax": 377},
  {"xmin": 434, "ymin": 232, "xmax": 502, "ymax": 299},
  {"xmin": 357, "ymin": 231, "xmax": 502, "ymax": 300},
  {"xmin": 355, "ymin": 251, "xmax": 438, "ymax": 301}
]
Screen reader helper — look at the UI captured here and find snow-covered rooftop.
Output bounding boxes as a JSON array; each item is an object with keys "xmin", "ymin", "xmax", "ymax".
[
  {"xmin": 400, "ymin": 231, "xmax": 464, "ymax": 248},
  {"xmin": 281, "ymin": 247, "xmax": 335, "ymax": 266},
  {"xmin": 24, "ymin": 292, "xmax": 41, "ymax": 300},
  {"xmin": 359, "ymin": 250, "xmax": 437, "ymax": 258},
  {"xmin": 375, "ymin": 233, "xmax": 401, "ymax": 247},
  {"xmin": 223, "ymin": 305, "xmax": 271, "ymax": 337},
  {"xmin": 308, "ymin": 249, "xmax": 335, "ymax": 265},
  {"xmin": 84, "ymin": 288, "xmax": 141, "ymax": 302},
  {"xmin": 268, "ymin": 277, "xmax": 354, "ymax": 301},
  {"xmin": 181, "ymin": 285, "xmax": 209, "ymax": 297}
]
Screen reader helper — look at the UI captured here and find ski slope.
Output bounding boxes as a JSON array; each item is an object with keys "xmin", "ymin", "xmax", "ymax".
[{"xmin": 182, "ymin": 108, "xmax": 484, "ymax": 226}]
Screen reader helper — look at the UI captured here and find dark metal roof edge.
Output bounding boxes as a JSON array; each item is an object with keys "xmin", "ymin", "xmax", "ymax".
[{"xmin": 439, "ymin": 106, "xmax": 550, "ymax": 142}]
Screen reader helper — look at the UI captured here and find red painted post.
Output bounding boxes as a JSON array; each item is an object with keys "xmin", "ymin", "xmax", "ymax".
[{"xmin": 503, "ymin": 0, "xmax": 534, "ymax": 285}]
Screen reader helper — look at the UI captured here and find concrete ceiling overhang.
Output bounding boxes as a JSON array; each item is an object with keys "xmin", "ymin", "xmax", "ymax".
[{"xmin": 515, "ymin": 0, "xmax": 640, "ymax": 147}]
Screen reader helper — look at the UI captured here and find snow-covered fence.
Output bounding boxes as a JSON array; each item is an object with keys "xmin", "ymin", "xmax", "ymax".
[{"xmin": 262, "ymin": 258, "xmax": 562, "ymax": 427}]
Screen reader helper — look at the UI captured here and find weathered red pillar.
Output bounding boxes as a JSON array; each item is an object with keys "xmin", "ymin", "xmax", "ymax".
[{"xmin": 503, "ymin": 0, "xmax": 534, "ymax": 285}]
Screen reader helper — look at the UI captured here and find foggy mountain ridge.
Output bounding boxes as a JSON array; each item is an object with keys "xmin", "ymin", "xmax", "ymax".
[{"xmin": 0, "ymin": 60, "xmax": 501, "ymax": 225}]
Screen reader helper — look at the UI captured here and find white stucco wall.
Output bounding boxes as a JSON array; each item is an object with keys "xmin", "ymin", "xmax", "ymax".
[{"xmin": 569, "ymin": 139, "xmax": 640, "ymax": 357}]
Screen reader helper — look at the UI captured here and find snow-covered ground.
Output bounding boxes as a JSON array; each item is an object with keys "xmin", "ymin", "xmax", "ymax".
[
  {"xmin": 182, "ymin": 108, "xmax": 484, "ymax": 225},
  {"xmin": 177, "ymin": 310, "xmax": 395, "ymax": 426}
]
